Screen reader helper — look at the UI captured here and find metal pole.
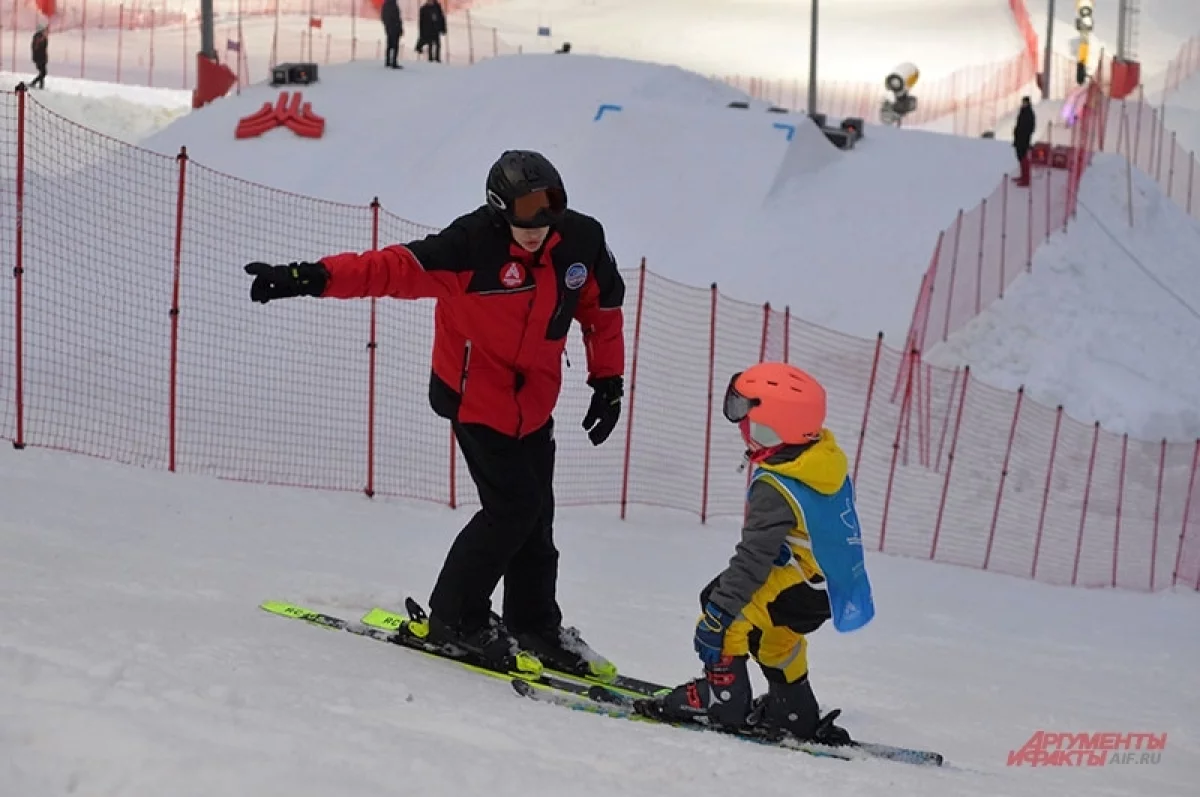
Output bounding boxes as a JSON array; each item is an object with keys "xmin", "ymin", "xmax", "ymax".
[
  {"xmin": 1116, "ymin": 0, "xmax": 1128, "ymax": 60},
  {"xmin": 200, "ymin": 0, "xmax": 215, "ymax": 58},
  {"xmin": 807, "ymin": 0, "xmax": 818, "ymax": 115},
  {"xmin": 1042, "ymin": 0, "xmax": 1056, "ymax": 99}
]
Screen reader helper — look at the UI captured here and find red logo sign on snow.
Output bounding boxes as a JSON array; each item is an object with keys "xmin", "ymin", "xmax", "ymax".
[{"xmin": 235, "ymin": 91, "xmax": 326, "ymax": 139}]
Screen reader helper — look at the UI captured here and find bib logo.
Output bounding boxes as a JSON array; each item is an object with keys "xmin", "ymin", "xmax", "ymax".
[
  {"xmin": 565, "ymin": 262, "xmax": 588, "ymax": 290},
  {"xmin": 500, "ymin": 262, "xmax": 526, "ymax": 289}
]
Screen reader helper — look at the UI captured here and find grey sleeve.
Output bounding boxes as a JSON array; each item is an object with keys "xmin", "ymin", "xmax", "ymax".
[{"xmin": 707, "ymin": 480, "xmax": 797, "ymax": 617}]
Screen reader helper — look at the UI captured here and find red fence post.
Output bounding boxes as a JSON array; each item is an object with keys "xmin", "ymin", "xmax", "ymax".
[
  {"xmin": 1032, "ymin": 405, "xmax": 1064, "ymax": 579},
  {"xmin": 878, "ymin": 349, "xmax": 916, "ymax": 552},
  {"xmin": 366, "ymin": 198, "xmax": 380, "ymax": 498},
  {"xmin": 1187, "ymin": 153, "xmax": 1196, "ymax": 216},
  {"xmin": 782, "ymin": 306, "xmax": 790, "ymax": 362},
  {"xmin": 12, "ymin": 86, "xmax": 26, "ymax": 450},
  {"xmin": 984, "ymin": 385, "xmax": 1024, "ymax": 570},
  {"xmin": 1150, "ymin": 439, "xmax": 1166, "ymax": 590},
  {"xmin": 975, "ymin": 198, "xmax": 987, "ymax": 315},
  {"xmin": 999, "ymin": 180, "xmax": 1009, "ymax": 297},
  {"xmin": 117, "ymin": 5, "xmax": 124, "ymax": 84},
  {"xmin": 929, "ymin": 366, "xmax": 970, "ymax": 560},
  {"xmin": 1071, "ymin": 421, "xmax": 1102, "ymax": 586},
  {"xmin": 934, "ymin": 368, "xmax": 960, "ymax": 472},
  {"xmin": 149, "ymin": 8, "xmax": 156, "ymax": 87},
  {"xmin": 852, "ymin": 332, "xmax": 883, "ymax": 486},
  {"xmin": 757, "ymin": 302, "xmax": 770, "ymax": 361},
  {"xmin": 1026, "ymin": 171, "xmax": 1034, "ymax": 270},
  {"xmin": 619, "ymin": 259, "xmax": 647, "ymax": 521},
  {"xmin": 699, "ymin": 283, "xmax": 718, "ymax": 523},
  {"xmin": 168, "ymin": 147, "xmax": 188, "ymax": 472},
  {"xmin": 1167, "ymin": 132, "xmax": 1177, "ymax": 199},
  {"xmin": 940, "ymin": 210, "xmax": 964, "ymax": 342},
  {"xmin": 1112, "ymin": 433, "xmax": 1128, "ymax": 587},
  {"xmin": 1173, "ymin": 440, "xmax": 1200, "ymax": 586},
  {"xmin": 81, "ymin": 0, "xmax": 88, "ymax": 78}
]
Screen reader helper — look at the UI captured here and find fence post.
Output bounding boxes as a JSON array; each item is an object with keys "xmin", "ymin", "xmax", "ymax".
[
  {"xmin": 1031, "ymin": 405, "xmax": 1064, "ymax": 580},
  {"xmin": 851, "ymin": 332, "xmax": 883, "ymax": 487},
  {"xmin": 984, "ymin": 385, "xmax": 1024, "ymax": 570},
  {"xmin": 1071, "ymin": 421, "xmax": 1102, "ymax": 586},
  {"xmin": 117, "ymin": 5, "xmax": 124, "ymax": 83},
  {"xmin": 168, "ymin": 147, "xmax": 188, "ymax": 472},
  {"xmin": 149, "ymin": 8, "xmax": 156, "ymax": 87},
  {"xmin": 1112, "ymin": 433, "xmax": 1128, "ymax": 587},
  {"xmin": 699, "ymin": 283, "xmax": 718, "ymax": 523},
  {"xmin": 619, "ymin": 259, "xmax": 647, "ymax": 521},
  {"xmin": 366, "ymin": 199, "xmax": 380, "ymax": 498},
  {"xmin": 1173, "ymin": 440, "xmax": 1200, "ymax": 586},
  {"xmin": 1026, "ymin": 171, "xmax": 1034, "ymax": 270},
  {"xmin": 941, "ymin": 210, "xmax": 964, "ymax": 342},
  {"xmin": 929, "ymin": 366, "xmax": 969, "ymax": 560},
  {"xmin": 975, "ymin": 198, "xmax": 987, "ymax": 315},
  {"xmin": 934, "ymin": 367, "xmax": 960, "ymax": 472},
  {"xmin": 999, "ymin": 180, "xmax": 1009, "ymax": 297},
  {"xmin": 757, "ymin": 302, "xmax": 770, "ymax": 362},
  {"xmin": 1150, "ymin": 439, "xmax": 1166, "ymax": 590},
  {"xmin": 81, "ymin": 0, "xmax": 88, "ymax": 79},
  {"xmin": 1166, "ymin": 132, "xmax": 1177, "ymax": 200},
  {"xmin": 1189, "ymin": 153, "xmax": 1196, "ymax": 216},
  {"xmin": 12, "ymin": 85, "xmax": 26, "ymax": 450},
  {"xmin": 878, "ymin": 348, "xmax": 916, "ymax": 552}
]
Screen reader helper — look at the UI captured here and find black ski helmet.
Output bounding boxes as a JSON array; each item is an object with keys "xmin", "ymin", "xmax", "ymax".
[{"xmin": 485, "ymin": 150, "xmax": 568, "ymax": 228}]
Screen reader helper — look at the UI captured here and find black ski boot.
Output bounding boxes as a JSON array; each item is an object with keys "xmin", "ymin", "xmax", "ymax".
[
  {"xmin": 426, "ymin": 613, "xmax": 543, "ymax": 678},
  {"xmin": 635, "ymin": 655, "xmax": 753, "ymax": 729},
  {"xmin": 514, "ymin": 624, "xmax": 618, "ymax": 682},
  {"xmin": 746, "ymin": 674, "xmax": 852, "ymax": 745}
]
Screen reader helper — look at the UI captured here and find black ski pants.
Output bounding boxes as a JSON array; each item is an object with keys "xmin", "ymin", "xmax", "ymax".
[
  {"xmin": 428, "ymin": 418, "xmax": 561, "ymax": 635},
  {"xmin": 385, "ymin": 32, "xmax": 401, "ymax": 66}
]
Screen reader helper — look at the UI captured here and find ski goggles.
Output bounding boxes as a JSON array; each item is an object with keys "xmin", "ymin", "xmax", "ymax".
[
  {"xmin": 509, "ymin": 187, "xmax": 567, "ymax": 228},
  {"xmin": 722, "ymin": 372, "xmax": 760, "ymax": 424}
]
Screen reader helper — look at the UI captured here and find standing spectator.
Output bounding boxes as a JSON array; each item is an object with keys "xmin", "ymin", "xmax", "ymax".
[
  {"xmin": 381, "ymin": 0, "xmax": 404, "ymax": 69},
  {"xmin": 30, "ymin": 23, "xmax": 48, "ymax": 90},
  {"xmin": 1012, "ymin": 96, "xmax": 1036, "ymax": 187},
  {"xmin": 417, "ymin": 0, "xmax": 446, "ymax": 62}
]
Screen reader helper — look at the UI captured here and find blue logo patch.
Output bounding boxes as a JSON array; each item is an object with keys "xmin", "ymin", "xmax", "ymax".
[{"xmin": 565, "ymin": 262, "xmax": 588, "ymax": 290}]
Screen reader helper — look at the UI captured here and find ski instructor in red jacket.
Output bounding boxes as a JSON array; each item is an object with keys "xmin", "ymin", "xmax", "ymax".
[{"xmin": 244, "ymin": 150, "xmax": 625, "ymax": 679}]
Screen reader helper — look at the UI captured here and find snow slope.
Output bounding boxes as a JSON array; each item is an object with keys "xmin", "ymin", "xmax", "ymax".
[
  {"xmin": 0, "ymin": 72, "xmax": 192, "ymax": 142},
  {"xmin": 926, "ymin": 154, "xmax": 1200, "ymax": 440},
  {"xmin": 141, "ymin": 55, "xmax": 1019, "ymax": 339},
  {"xmin": 1, "ymin": 444, "xmax": 1197, "ymax": 796}
]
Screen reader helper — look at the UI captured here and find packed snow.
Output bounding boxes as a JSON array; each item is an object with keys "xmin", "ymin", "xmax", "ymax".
[
  {"xmin": 0, "ymin": 71, "xmax": 192, "ymax": 140},
  {"xmin": 140, "ymin": 56, "xmax": 1020, "ymax": 340},
  {"xmin": 926, "ymin": 154, "xmax": 1200, "ymax": 441},
  {"xmin": 1, "ymin": 444, "xmax": 1197, "ymax": 796}
]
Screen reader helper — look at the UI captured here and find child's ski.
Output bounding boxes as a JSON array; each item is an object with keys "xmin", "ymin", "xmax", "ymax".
[{"xmin": 510, "ymin": 678, "xmax": 945, "ymax": 767}]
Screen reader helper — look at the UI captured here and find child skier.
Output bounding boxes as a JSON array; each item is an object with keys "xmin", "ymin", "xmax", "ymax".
[{"xmin": 637, "ymin": 362, "xmax": 875, "ymax": 744}]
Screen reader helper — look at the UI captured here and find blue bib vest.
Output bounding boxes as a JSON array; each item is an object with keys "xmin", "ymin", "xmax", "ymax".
[{"xmin": 752, "ymin": 468, "xmax": 876, "ymax": 632}]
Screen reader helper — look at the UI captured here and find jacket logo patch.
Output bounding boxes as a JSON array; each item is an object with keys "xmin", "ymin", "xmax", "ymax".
[
  {"xmin": 500, "ymin": 261, "xmax": 526, "ymax": 288},
  {"xmin": 564, "ymin": 262, "xmax": 588, "ymax": 290}
]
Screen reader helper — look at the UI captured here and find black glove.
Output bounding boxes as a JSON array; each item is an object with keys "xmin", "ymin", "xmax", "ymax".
[
  {"xmin": 582, "ymin": 375, "xmax": 622, "ymax": 446},
  {"xmin": 244, "ymin": 261, "xmax": 329, "ymax": 304}
]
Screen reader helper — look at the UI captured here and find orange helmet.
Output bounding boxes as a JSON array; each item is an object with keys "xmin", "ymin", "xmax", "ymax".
[{"xmin": 723, "ymin": 362, "xmax": 826, "ymax": 451}]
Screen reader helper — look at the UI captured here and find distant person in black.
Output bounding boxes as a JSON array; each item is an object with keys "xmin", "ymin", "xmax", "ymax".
[
  {"xmin": 30, "ymin": 24, "xmax": 48, "ymax": 90},
  {"xmin": 381, "ymin": 0, "xmax": 403, "ymax": 69},
  {"xmin": 417, "ymin": 0, "xmax": 447, "ymax": 62},
  {"xmin": 1012, "ymin": 96, "xmax": 1036, "ymax": 187}
]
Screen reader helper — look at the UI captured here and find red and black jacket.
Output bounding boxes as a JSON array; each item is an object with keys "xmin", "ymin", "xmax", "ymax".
[{"xmin": 320, "ymin": 206, "xmax": 625, "ymax": 438}]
